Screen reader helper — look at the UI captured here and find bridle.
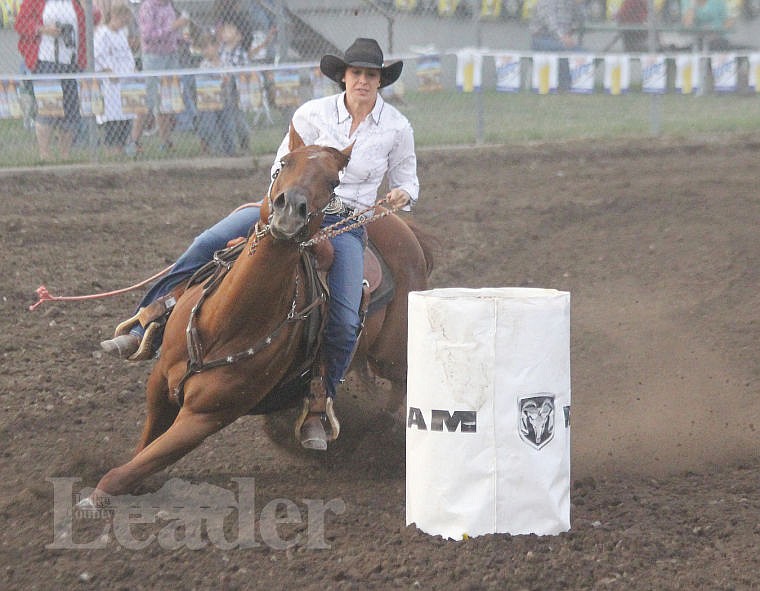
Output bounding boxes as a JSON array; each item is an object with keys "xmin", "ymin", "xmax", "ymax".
[{"xmin": 248, "ymin": 160, "xmax": 341, "ymax": 255}]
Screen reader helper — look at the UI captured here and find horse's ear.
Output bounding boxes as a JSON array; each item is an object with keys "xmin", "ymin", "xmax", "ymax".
[
  {"xmin": 341, "ymin": 141, "xmax": 355, "ymax": 162},
  {"xmin": 288, "ymin": 124, "xmax": 305, "ymax": 152}
]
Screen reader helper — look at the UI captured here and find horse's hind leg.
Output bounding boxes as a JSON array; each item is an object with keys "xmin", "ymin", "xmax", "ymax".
[
  {"xmin": 92, "ymin": 407, "xmax": 235, "ymax": 497},
  {"xmin": 134, "ymin": 368, "xmax": 179, "ymax": 454}
]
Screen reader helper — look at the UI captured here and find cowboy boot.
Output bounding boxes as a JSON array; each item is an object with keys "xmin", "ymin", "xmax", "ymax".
[
  {"xmin": 100, "ymin": 293, "xmax": 177, "ymax": 361},
  {"xmin": 100, "ymin": 333, "xmax": 140, "ymax": 359}
]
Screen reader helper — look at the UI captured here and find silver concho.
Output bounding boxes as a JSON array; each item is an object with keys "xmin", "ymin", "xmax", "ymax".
[{"xmin": 324, "ymin": 196, "xmax": 344, "ymax": 215}]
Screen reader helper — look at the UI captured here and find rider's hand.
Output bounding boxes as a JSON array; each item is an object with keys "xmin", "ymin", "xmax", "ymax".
[
  {"xmin": 385, "ymin": 188, "xmax": 411, "ymax": 210},
  {"xmin": 226, "ymin": 237, "xmax": 246, "ymax": 248}
]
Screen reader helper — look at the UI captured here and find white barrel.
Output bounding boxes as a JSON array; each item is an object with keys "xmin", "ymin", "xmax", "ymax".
[{"xmin": 406, "ymin": 288, "xmax": 571, "ymax": 539}]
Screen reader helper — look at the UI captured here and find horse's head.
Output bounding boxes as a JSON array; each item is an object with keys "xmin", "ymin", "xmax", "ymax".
[{"xmin": 262, "ymin": 126, "xmax": 352, "ymax": 242}]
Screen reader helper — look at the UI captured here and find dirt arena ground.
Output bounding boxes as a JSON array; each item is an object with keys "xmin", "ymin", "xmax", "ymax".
[{"xmin": 1, "ymin": 134, "xmax": 759, "ymax": 590}]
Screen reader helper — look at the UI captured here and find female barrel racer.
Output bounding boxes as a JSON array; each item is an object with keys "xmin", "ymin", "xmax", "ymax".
[{"xmin": 100, "ymin": 37, "xmax": 419, "ymax": 448}]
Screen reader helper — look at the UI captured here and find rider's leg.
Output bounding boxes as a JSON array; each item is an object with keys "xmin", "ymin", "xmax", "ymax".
[
  {"xmin": 298, "ymin": 218, "xmax": 365, "ymax": 449},
  {"xmin": 101, "ymin": 205, "xmax": 262, "ymax": 357},
  {"xmin": 321, "ymin": 221, "xmax": 367, "ymax": 398}
]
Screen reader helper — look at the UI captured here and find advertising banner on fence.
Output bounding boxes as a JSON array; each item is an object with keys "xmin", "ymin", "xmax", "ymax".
[
  {"xmin": 196, "ymin": 74, "xmax": 224, "ymax": 111},
  {"xmin": 711, "ymin": 54, "xmax": 737, "ymax": 93},
  {"xmin": 495, "ymin": 53, "xmax": 522, "ymax": 93},
  {"xmin": 456, "ymin": 49, "xmax": 483, "ymax": 92},
  {"xmin": 416, "ymin": 55, "xmax": 443, "ymax": 92},
  {"xmin": 603, "ymin": 55, "xmax": 630, "ymax": 95},
  {"xmin": 675, "ymin": 55, "xmax": 700, "ymax": 95},
  {"xmin": 569, "ymin": 54, "xmax": 595, "ymax": 94},
  {"xmin": 750, "ymin": 53, "xmax": 760, "ymax": 92},
  {"xmin": 120, "ymin": 77, "xmax": 148, "ymax": 115},
  {"xmin": 641, "ymin": 54, "xmax": 667, "ymax": 94},
  {"xmin": 33, "ymin": 80, "xmax": 64, "ymax": 117},
  {"xmin": 532, "ymin": 54, "xmax": 559, "ymax": 94}
]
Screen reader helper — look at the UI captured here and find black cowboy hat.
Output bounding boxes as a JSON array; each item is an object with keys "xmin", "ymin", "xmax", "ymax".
[{"xmin": 320, "ymin": 38, "xmax": 403, "ymax": 89}]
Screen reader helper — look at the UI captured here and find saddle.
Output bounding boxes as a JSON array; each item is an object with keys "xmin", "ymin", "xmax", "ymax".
[{"xmin": 111, "ymin": 238, "xmax": 395, "ymax": 370}]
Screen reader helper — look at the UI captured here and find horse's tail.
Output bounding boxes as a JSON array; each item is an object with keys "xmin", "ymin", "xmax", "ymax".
[{"xmin": 403, "ymin": 218, "xmax": 436, "ymax": 278}]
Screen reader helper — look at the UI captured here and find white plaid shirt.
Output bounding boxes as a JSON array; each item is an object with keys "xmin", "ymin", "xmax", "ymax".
[{"xmin": 272, "ymin": 92, "xmax": 419, "ymax": 212}]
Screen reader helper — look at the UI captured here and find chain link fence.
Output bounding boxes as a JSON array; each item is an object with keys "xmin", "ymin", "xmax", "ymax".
[{"xmin": 1, "ymin": 0, "xmax": 759, "ymax": 167}]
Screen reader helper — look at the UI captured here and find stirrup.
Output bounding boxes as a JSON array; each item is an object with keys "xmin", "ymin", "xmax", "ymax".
[
  {"xmin": 294, "ymin": 397, "xmax": 340, "ymax": 447},
  {"xmin": 128, "ymin": 322, "xmax": 161, "ymax": 361},
  {"xmin": 113, "ymin": 294, "xmax": 177, "ymax": 338},
  {"xmin": 113, "ymin": 309, "xmax": 141, "ymax": 338}
]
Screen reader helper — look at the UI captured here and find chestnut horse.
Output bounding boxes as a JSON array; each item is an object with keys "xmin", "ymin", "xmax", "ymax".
[{"xmin": 87, "ymin": 128, "xmax": 432, "ymax": 498}]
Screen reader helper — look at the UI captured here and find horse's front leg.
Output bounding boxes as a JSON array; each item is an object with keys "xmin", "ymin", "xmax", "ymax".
[
  {"xmin": 134, "ymin": 367, "xmax": 178, "ymax": 454},
  {"xmin": 91, "ymin": 407, "xmax": 236, "ymax": 497}
]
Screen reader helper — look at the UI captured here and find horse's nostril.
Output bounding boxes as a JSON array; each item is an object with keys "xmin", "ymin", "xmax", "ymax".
[
  {"xmin": 298, "ymin": 202, "xmax": 308, "ymax": 219},
  {"xmin": 273, "ymin": 193, "xmax": 285, "ymax": 210}
]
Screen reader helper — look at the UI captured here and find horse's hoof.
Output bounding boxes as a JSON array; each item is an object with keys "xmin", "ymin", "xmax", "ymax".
[
  {"xmin": 300, "ymin": 416, "xmax": 328, "ymax": 451},
  {"xmin": 100, "ymin": 334, "xmax": 140, "ymax": 359}
]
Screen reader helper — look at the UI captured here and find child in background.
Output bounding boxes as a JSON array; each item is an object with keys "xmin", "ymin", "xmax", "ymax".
[
  {"xmin": 194, "ymin": 31, "xmax": 238, "ymax": 155},
  {"xmin": 218, "ymin": 21, "xmax": 250, "ymax": 153},
  {"xmin": 94, "ymin": 3, "xmax": 143, "ymax": 156}
]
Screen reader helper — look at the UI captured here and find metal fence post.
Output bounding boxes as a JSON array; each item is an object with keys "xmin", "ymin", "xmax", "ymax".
[
  {"xmin": 473, "ymin": 0, "xmax": 484, "ymax": 145},
  {"xmin": 647, "ymin": 0, "xmax": 662, "ymax": 136},
  {"xmin": 85, "ymin": 0, "xmax": 98, "ymax": 161}
]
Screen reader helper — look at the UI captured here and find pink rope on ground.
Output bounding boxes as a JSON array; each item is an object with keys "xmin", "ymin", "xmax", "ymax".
[
  {"xmin": 29, "ymin": 264, "xmax": 174, "ymax": 311},
  {"xmin": 28, "ymin": 202, "xmax": 264, "ymax": 312}
]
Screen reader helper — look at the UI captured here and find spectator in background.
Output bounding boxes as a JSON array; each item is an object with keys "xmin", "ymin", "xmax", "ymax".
[
  {"xmin": 248, "ymin": 0, "xmax": 277, "ymax": 63},
  {"xmin": 211, "ymin": 0, "xmax": 276, "ymax": 62},
  {"xmin": 218, "ymin": 21, "xmax": 250, "ymax": 152},
  {"xmin": 246, "ymin": 1, "xmax": 277, "ymax": 130},
  {"xmin": 194, "ymin": 30, "xmax": 240, "ymax": 156},
  {"xmin": 530, "ymin": 0, "xmax": 586, "ymax": 90},
  {"xmin": 138, "ymin": 0, "xmax": 190, "ymax": 151},
  {"xmin": 94, "ymin": 0, "xmax": 141, "ymax": 62},
  {"xmin": 94, "ymin": 3, "xmax": 144, "ymax": 156},
  {"xmin": 530, "ymin": 0, "xmax": 586, "ymax": 51},
  {"xmin": 681, "ymin": 0, "xmax": 732, "ymax": 50},
  {"xmin": 211, "ymin": 0, "xmax": 253, "ymax": 50},
  {"xmin": 211, "ymin": 0, "xmax": 257, "ymax": 150},
  {"xmin": 15, "ymin": 0, "xmax": 87, "ymax": 160},
  {"xmin": 615, "ymin": 0, "xmax": 651, "ymax": 52}
]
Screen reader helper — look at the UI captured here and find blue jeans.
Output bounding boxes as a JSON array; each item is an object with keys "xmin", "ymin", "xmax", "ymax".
[
  {"xmin": 135, "ymin": 207, "xmax": 365, "ymax": 398},
  {"xmin": 320, "ymin": 214, "xmax": 366, "ymax": 398}
]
